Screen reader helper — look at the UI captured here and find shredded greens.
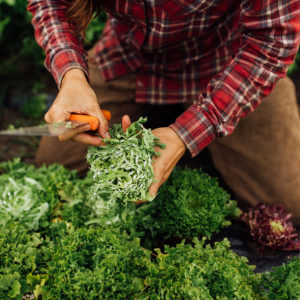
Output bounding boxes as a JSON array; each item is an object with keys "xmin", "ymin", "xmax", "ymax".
[{"xmin": 86, "ymin": 117, "xmax": 164, "ymax": 221}]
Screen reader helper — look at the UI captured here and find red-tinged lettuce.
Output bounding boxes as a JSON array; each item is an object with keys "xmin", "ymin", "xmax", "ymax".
[{"xmin": 241, "ymin": 203, "xmax": 300, "ymax": 251}]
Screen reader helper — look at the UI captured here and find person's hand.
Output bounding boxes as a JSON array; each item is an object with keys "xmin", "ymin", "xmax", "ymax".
[
  {"xmin": 148, "ymin": 127, "xmax": 186, "ymax": 197},
  {"xmin": 121, "ymin": 116, "xmax": 186, "ymax": 200},
  {"xmin": 45, "ymin": 69, "xmax": 110, "ymax": 145}
]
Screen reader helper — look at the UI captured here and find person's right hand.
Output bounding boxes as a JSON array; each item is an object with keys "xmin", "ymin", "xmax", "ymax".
[{"xmin": 45, "ymin": 68, "xmax": 110, "ymax": 146}]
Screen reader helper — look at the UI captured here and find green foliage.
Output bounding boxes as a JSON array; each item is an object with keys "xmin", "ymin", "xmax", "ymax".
[
  {"xmin": 0, "ymin": 222, "xmax": 268, "ymax": 300},
  {"xmin": 0, "ymin": 0, "xmax": 45, "ymax": 100},
  {"xmin": 19, "ymin": 93, "xmax": 47, "ymax": 120},
  {"xmin": 0, "ymin": 158, "xmax": 91, "ymax": 230},
  {"xmin": 142, "ymin": 238, "xmax": 263, "ymax": 299},
  {"xmin": 0, "ymin": 156, "xmax": 298, "ymax": 298},
  {"xmin": 84, "ymin": 12, "xmax": 107, "ymax": 49},
  {"xmin": 39, "ymin": 225, "xmax": 151, "ymax": 299},
  {"xmin": 261, "ymin": 257, "xmax": 300, "ymax": 299},
  {"xmin": 122, "ymin": 167, "xmax": 241, "ymax": 248},
  {"xmin": 87, "ymin": 118, "xmax": 164, "ymax": 222},
  {"xmin": 0, "ymin": 223, "xmax": 46, "ymax": 299}
]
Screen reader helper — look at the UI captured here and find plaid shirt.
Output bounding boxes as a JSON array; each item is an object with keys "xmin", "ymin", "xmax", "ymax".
[{"xmin": 28, "ymin": 0, "xmax": 300, "ymax": 157}]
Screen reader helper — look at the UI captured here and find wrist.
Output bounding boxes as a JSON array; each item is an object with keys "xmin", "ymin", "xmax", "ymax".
[{"xmin": 61, "ymin": 68, "xmax": 88, "ymax": 89}]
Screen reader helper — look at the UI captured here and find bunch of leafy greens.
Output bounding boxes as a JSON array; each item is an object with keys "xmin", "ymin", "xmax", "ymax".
[
  {"xmin": 107, "ymin": 167, "xmax": 241, "ymax": 248},
  {"xmin": 0, "ymin": 158, "xmax": 91, "ymax": 230},
  {"xmin": 261, "ymin": 257, "xmax": 300, "ymax": 299},
  {"xmin": 39, "ymin": 225, "xmax": 151, "ymax": 299},
  {"xmin": 86, "ymin": 117, "xmax": 164, "ymax": 223},
  {"xmin": 140, "ymin": 238, "xmax": 263, "ymax": 299},
  {"xmin": 0, "ymin": 223, "xmax": 46, "ymax": 299}
]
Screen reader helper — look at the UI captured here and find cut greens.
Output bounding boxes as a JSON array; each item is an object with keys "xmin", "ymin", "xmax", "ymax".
[{"xmin": 86, "ymin": 117, "xmax": 164, "ymax": 221}]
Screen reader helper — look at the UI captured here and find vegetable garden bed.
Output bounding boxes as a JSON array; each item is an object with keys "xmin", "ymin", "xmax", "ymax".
[{"xmin": 0, "ymin": 119, "xmax": 299, "ymax": 299}]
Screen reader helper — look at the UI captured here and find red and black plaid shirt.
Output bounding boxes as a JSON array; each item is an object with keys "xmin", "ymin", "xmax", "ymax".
[{"xmin": 28, "ymin": 0, "xmax": 300, "ymax": 156}]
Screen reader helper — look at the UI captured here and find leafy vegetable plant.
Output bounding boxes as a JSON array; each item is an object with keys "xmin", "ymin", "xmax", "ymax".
[
  {"xmin": 122, "ymin": 167, "xmax": 241, "ymax": 248},
  {"xmin": 241, "ymin": 203, "xmax": 300, "ymax": 251},
  {"xmin": 261, "ymin": 257, "xmax": 300, "ymax": 299},
  {"xmin": 0, "ymin": 158, "xmax": 91, "ymax": 230},
  {"xmin": 142, "ymin": 238, "xmax": 264, "ymax": 299},
  {"xmin": 0, "ymin": 154, "xmax": 298, "ymax": 299},
  {"xmin": 0, "ymin": 222, "xmax": 268, "ymax": 300}
]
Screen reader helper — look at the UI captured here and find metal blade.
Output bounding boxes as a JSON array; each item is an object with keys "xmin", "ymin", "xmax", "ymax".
[{"xmin": 0, "ymin": 121, "xmax": 85, "ymax": 137}]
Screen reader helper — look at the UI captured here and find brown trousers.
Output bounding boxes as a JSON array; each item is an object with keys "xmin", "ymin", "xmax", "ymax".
[{"xmin": 36, "ymin": 59, "xmax": 300, "ymax": 225}]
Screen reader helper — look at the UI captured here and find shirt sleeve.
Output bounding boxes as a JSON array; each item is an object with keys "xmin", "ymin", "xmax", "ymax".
[
  {"xmin": 27, "ymin": 0, "xmax": 88, "ymax": 87},
  {"xmin": 170, "ymin": 0, "xmax": 300, "ymax": 157}
]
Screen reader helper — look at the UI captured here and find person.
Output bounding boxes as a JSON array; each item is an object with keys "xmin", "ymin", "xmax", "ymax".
[{"xmin": 27, "ymin": 0, "xmax": 300, "ymax": 224}]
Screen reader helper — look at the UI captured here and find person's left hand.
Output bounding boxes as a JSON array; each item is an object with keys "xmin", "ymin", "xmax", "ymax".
[
  {"xmin": 148, "ymin": 127, "xmax": 186, "ymax": 197},
  {"xmin": 121, "ymin": 115, "xmax": 186, "ymax": 200}
]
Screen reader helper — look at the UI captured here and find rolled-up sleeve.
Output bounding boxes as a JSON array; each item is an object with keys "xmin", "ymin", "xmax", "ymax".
[{"xmin": 170, "ymin": 0, "xmax": 300, "ymax": 157}]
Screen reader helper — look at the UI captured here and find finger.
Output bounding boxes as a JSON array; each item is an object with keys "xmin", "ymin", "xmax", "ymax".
[
  {"xmin": 148, "ymin": 181, "xmax": 160, "ymax": 198},
  {"xmin": 132, "ymin": 199, "xmax": 148, "ymax": 205},
  {"xmin": 72, "ymin": 133, "xmax": 105, "ymax": 146},
  {"xmin": 148, "ymin": 162, "xmax": 166, "ymax": 197},
  {"xmin": 122, "ymin": 115, "xmax": 132, "ymax": 133},
  {"xmin": 58, "ymin": 123, "xmax": 91, "ymax": 142},
  {"xmin": 148, "ymin": 159, "xmax": 178, "ymax": 197},
  {"xmin": 94, "ymin": 108, "xmax": 110, "ymax": 139}
]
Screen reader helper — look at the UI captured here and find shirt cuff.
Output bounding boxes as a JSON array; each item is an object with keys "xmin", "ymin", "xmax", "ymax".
[
  {"xmin": 169, "ymin": 104, "xmax": 217, "ymax": 157},
  {"xmin": 49, "ymin": 49, "xmax": 89, "ymax": 88}
]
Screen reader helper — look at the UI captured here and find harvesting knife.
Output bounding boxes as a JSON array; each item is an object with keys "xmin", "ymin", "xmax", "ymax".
[{"xmin": 0, "ymin": 110, "xmax": 111, "ymax": 141}]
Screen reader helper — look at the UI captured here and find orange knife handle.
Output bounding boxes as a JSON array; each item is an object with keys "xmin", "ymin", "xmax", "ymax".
[{"xmin": 69, "ymin": 110, "xmax": 111, "ymax": 131}]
